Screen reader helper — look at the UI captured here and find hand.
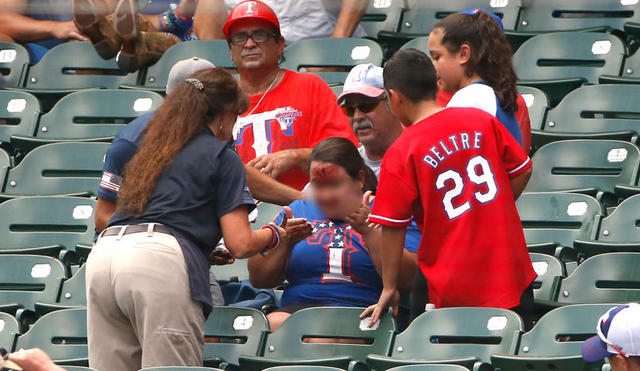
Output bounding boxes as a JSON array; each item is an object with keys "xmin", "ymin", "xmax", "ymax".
[
  {"xmin": 360, "ymin": 287, "xmax": 400, "ymax": 327},
  {"xmin": 9, "ymin": 348, "xmax": 65, "ymax": 371},
  {"xmin": 279, "ymin": 206, "xmax": 312, "ymax": 246},
  {"xmin": 207, "ymin": 243, "xmax": 235, "ymax": 265},
  {"xmin": 248, "ymin": 150, "xmax": 298, "ymax": 179},
  {"xmin": 51, "ymin": 21, "xmax": 88, "ymax": 41},
  {"xmin": 345, "ymin": 191, "xmax": 374, "ymax": 235}
]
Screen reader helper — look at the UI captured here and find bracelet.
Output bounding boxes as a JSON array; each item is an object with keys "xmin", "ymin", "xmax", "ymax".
[
  {"xmin": 261, "ymin": 223, "xmax": 280, "ymax": 256},
  {"xmin": 166, "ymin": 8, "xmax": 193, "ymax": 33},
  {"xmin": 158, "ymin": 12, "xmax": 172, "ymax": 32}
]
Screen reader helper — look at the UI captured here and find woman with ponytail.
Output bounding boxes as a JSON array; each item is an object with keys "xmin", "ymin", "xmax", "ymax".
[
  {"xmin": 248, "ymin": 137, "xmax": 415, "ymax": 332},
  {"xmin": 86, "ymin": 68, "xmax": 311, "ymax": 370}
]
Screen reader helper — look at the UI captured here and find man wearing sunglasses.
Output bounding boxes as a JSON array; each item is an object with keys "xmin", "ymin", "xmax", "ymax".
[
  {"xmin": 223, "ymin": 0, "xmax": 357, "ymax": 191},
  {"xmin": 583, "ymin": 303, "xmax": 640, "ymax": 371}
]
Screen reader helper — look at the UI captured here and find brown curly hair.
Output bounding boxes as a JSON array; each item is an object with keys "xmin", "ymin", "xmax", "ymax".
[
  {"xmin": 432, "ymin": 11, "xmax": 519, "ymax": 113},
  {"xmin": 117, "ymin": 68, "xmax": 249, "ymax": 216}
]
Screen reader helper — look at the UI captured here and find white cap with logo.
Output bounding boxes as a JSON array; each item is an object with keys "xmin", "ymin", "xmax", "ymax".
[
  {"xmin": 337, "ymin": 63, "xmax": 385, "ymax": 104},
  {"xmin": 166, "ymin": 57, "xmax": 216, "ymax": 95},
  {"xmin": 582, "ymin": 303, "xmax": 640, "ymax": 362}
]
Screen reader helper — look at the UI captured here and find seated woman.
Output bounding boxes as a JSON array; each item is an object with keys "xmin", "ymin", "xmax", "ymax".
[{"xmin": 248, "ymin": 137, "xmax": 419, "ymax": 331}]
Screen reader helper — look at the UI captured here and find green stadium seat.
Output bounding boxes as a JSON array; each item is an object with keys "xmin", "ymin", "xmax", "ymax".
[
  {"xmin": 0, "ymin": 196, "xmax": 96, "ymax": 255},
  {"xmin": 574, "ymin": 194, "xmax": 640, "ymax": 258},
  {"xmin": 516, "ymin": 0, "xmax": 640, "ymax": 33},
  {"xmin": 203, "ymin": 307, "xmax": 269, "ymax": 368},
  {"xmin": 0, "ymin": 42, "xmax": 29, "ymax": 88},
  {"xmin": 10, "ymin": 89, "xmax": 162, "ymax": 152},
  {"xmin": 0, "ymin": 312, "xmax": 19, "ymax": 351},
  {"xmin": 491, "ymin": 304, "xmax": 615, "ymax": 371},
  {"xmin": 263, "ymin": 367, "xmax": 343, "ymax": 371},
  {"xmin": 14, "ymin": 308, "xmax": 88, "ymax": 366},
  {"xmin": 516, "ymin": 192, "xmax": 603, "ymax": 254},
  {"xmin": 529, "ymin": 253, "xmax": 565, "ymax": 303},
  {"xmin": 0, "ymin": 148, "xmax": 10, "ymax": 188},
  {"xmin": 0, "ymin": 90, "xmax": 40, "ymax": 145},
  {"xmin": 552, "ymin": 252, "xmax": 640, "ymax": 304},
  {"xmin": 517, "ymin": 86, "xmax": 548, "ymax": 132},
  {"xmin": 122, "ymin": 40, "xmax": 234, "ymax": 92},
  {"xmin": 513, "ymin": 32, "xmax": 625, "ymax": 106},
  {"xmin": 525, "ymin": 140, "xmax": 640, "ymax": 197},
  {"xmin": 532, "ymin": 85, "xmax": 640, "ymax": 151},
  {"xmin": 330, "ymin": 85, "xmax": 343, "ymax": 98},
  {"xmin": 359, "ymin": 0, "xmax": 406, "ymax": 39},
  {"xmin": 602, "ymin": 365, "xmax": 611, "ymax": 371},
  {"xmin": 281, "ymin": 38, "xmax": 384, "ymax": 85},
  {"xmin": 239, "ymin": 307, "xmax": 396, "ymax": 371},
  {"xmin": 138, "ymin": 368, "xmax": 223, "ymax": 371},
  {"xmin": 36, "ymin": 264, "xmax": 86, "ymax": 315},
  {"xmin": 366, "ymin": 307, "xmax": 523, "ymax": 369},
  {"xmin": 600, "ymin": 46, "xmax": 640, "ymax": 84},
  {"xmin": 399, "ymin": 36, "xmax": 428, "ymax": 52},
  {"xmin": 1, "ymin": 142, "xmax": 109, "ymax": 199},
  {"xmin": 387, "ymin": 366, "xmax": 470, "ymax": 371},
  {"xmin": 0, "ymin": 254, "xmax": 66, "ymax": 314},
  {"xmin": 63, "ymin": 367, "xmax": 97, "ymax": 371}
]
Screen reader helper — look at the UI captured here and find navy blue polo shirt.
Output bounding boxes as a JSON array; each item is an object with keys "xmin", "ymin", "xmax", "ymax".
[{"xmin": 106, "ymin": 124, "xmax": 255, "ymax": 316}]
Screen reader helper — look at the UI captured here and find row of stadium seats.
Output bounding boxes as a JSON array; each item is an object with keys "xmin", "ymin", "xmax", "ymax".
[{"xmin": 0, "ymin": 304, "xmax": 627, "ymax": 370}]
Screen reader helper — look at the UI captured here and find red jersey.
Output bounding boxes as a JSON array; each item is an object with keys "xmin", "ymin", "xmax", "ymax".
[
  {"xmin": 369, "ymin": 107, "xmax": 536, "ymax": 309},
  {"xmin": 233, "ymin": 70, "xmax": 358, "ymax": 190}
]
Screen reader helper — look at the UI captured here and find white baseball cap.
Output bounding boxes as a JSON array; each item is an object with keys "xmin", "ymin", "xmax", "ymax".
[
  {"xmin": 166, "ymin": 57, "xmax": 216, "ymax": 94},
  {"xmin": 582, "ymin": 303, "xmax": 640, "ymax": 362},
  {"xmin": 337, "ymin": 63, "xmax": 385, "ymax": 104}
]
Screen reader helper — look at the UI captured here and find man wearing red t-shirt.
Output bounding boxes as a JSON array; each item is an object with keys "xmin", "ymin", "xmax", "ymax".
[
  {"xmin": 223, "ymin": 0, "xmax": 357, "ymax": 190},
  {"xmin": 362, "ymin": 49, "xmax": 536, "ymax": 328}
]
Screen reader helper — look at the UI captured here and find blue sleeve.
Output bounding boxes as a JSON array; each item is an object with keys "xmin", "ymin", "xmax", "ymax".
[
  {"xmin": 97, "ymin": 138, "xmax": 138, "ymax": 202},
  {"xmin": 215, "ymin": 148, "xmax": 256, "ymax": 217},
  {"xmin": 403, "ymin": 219, "xmax": 421, "ymax": 253}
]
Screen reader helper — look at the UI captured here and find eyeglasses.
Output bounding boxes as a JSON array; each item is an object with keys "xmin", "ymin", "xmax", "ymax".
[
  {"xmin": 229, "ymin": 30, "xmax": 278, "ymax": 46},
  {"xmin": 340, "ymin": 96, "xmax": 386, "ymax": 117}
]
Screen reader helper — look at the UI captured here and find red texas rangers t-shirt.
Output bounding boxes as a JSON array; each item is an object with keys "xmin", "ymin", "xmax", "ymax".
[
  {"xmin": 369, "ymin": 107, "xmax": 536, "ymax": 309},
  {"xmin": 233, "ymin": 69, "xmax": 358, "ymax": 190}
]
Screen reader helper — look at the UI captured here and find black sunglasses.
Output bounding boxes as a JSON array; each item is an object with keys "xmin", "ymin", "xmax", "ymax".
[
  {"xmin": 229, "ymin": 30, "xmax": 278, "ymax": 46},
  {"xmin": 340, "ymin": 95, "xmax": 387, "ymax": 117}
]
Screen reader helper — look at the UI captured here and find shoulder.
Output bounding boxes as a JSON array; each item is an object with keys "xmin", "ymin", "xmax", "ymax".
[
  {"xmin": 447, "ymin": 84, "xmax": 498, "ymax": 115},
  {"xmin": 116, "ymin": 110, "xmax": 156, "ymax": 142},
  {"xmin": 283, "ymin": 69, "xmax": 331, "ymax": 89}
]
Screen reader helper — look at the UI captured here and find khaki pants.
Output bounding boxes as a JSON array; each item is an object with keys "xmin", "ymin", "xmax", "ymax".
[{"xmin": 86, "ymin": 228, "xmax": 205, "ymax": 371}]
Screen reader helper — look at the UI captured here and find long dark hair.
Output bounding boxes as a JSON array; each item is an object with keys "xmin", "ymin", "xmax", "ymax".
[
  {"xmin": 433, "ymin": 11, "xmax": 519, "ymax": 113},
  {"xmin": 118, "ymin": 68, "xmax": 249, "ymax": 215},
  {"xmin": 309, "ymin": 137, "xmax": 378, "ymax": 194}
]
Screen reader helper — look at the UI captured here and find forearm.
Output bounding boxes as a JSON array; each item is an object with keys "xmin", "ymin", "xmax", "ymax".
[
  {"xmin": 380, "ymin": 226, "xmax": 406, "ymax": 290},
  {"xmin": 361, "ymin": 227, "xmax": 383, "ymax": 275},
  {"xmin": 510, "ymin": 167, "xmax": 532, "ymax": 200},
  {"xmin": 193, "ymin": 0, "xmax": 227, "ymax": 39},
  {"xmin": 248, "ymin": 242, "xmax": 292, "ymax": 288},
  {"xmin": 288, "ymin": 148, "xmax": 312, "ymax": 170},
  {"xmin": 245, "ymin": 165, "xmax": 303, "ymax": 206},
  {"xmin": 397, "ymin": 251, "xmax": 418, "ymax": 292},
  {"xmin": 0, "ymin": 12, "xmax": 58, "ymax": 42},
  {"xmin": 332, "ymin": 0, "xmax": 369, "ymax": 38}
]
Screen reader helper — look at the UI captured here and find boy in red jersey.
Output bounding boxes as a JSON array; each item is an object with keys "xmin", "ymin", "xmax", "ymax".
[{"xmin": 362, "ymin": 49, "xmax": 536, "ymax": 328}]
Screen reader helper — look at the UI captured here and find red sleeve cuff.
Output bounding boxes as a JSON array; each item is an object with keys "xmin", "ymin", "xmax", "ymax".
[
  {"xmin": 507, "ymin": 157, "xmax": 532, "ymax": 178},
  {"xmin": 369, "ymin": 214, "xmax": 413, "ymax": 227}
]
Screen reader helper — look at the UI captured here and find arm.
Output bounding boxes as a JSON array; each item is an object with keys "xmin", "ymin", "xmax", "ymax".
[
  {"xmin": 9, "ymin": 348, "xmax": 66, "ymax": 371},
  {"xmin": 245, "ymin": 164, "xmax": 304, "ymax": 206},
  {"xmin": 0, "ymin": 12, "xmax": 87, "ymax": 42},
  {"xmin": 247, "ymin": 148, "xmax": 312, "ymax": 179},
  {"xmin": 95, "ymin": 198, "xmax": 117, "ymax": 232},
  {"xmin": 220, "ymin": 205, "xmax": 277, "ymax": 259},
  {"xmin": 248, "ymin": 236, "xmax": 293, "ymax": 288},
  {"xmin": 332, "ymin": 0, "xmax": 369, "ymax": 38},
  {"xmin": 193, "ymin": 0, "xmax": 228, "ymax": 39},
  {"xmin": 510, "ymin": 167, "xmax": 532, "ymax": 200}
]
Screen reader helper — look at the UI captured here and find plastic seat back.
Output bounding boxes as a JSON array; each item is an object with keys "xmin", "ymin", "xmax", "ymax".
[
  {"xmin": 525, "ymin": 140, "xmax": 640, "ymax": 194},
  {"xmin": 400, "ymin": 36, "xmax": 429, "ymax": 53},
  {"xmin": 0, "ymin": 42, "xmax": 29, "ymax": 88},
  {"xmin": 0, "ymin": 196, "xmax": 96, "ymax": 252},
  {"xmin": 593, "ymin": 194, "xmax": 640, "ymax": 243},
  {"xmin": 34, "ymin": 89, "xmax": 162, "ymax": 140},
  {"xmin": 4, "ymin": 142, "xmax": 109, "ymax": 196},
  {"xmin": 390, "ymin": 307, "xmax": 523, "ymax": 363},
  {"xmin": 203, "ymin": 307, "xmax": 269, "ymax": 366},
  {"xmin": 0, "ymin": 148, "xmax": 9, "ymax": 188},
  {"xmin": 359, "ymin": 0, "xmax": 406, "ymax": 37},
  {"xmin": 0, "ymin": 254, "xmax": 65, "ymax": 312},
  {"xmin": 259, "ymin": 307, "xmax": 395, "ymax": 363},
  {"xmin": 517, "ymin": 192, "xmax": 603, "ymax": 247},
  {"xmin": 15, "ymin": 308, "xmax": 88, "ymax": 365},
  {"xmin": 544, "ymin": 85, "xmax": 640, "ymax": 136},
  {"xmin": 530, "ymin": 253, "xmax": 565, "ymax": 302},
  {"xmin": 0, "ymin": 312, "xmax": 19, "ymax": 351},
  {"xmin": 514, "ymin": 32, "xmax": 625, "ymax": 85},
  {"xmin": 517, "ymin": 0, "xmax": 640, "ymax": 32},
  {"xmin": 517, "ymin": 86, "xmax": 548, "ymax": 131},
  {"xmin": 0, "ymin": 90, "xmax": 40, "ymax": 143},
  {"xmin": 555, "ymin": 253, "xmax": 640, "ymax": 304},
  {"xmin": 386, "ymin": 366, "xmax": 469, "ymax": 371}
]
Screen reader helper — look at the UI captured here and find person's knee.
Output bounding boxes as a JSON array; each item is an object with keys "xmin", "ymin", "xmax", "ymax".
[{"xmin": 267, "ymin": 311, "xmax": 291, "ymax": 331}]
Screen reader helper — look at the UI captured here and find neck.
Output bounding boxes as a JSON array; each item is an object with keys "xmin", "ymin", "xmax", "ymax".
[
  {"xmin": 239, "ymin": 66, "xmax": 281, "ymax": 96},
  {"xmin": 407, "ymin": 100, "xmax": 444, "ymax": 125},
  {"xmin": 458, "ymin": 73, "xmax": 484, "ymax": 90},
  {"xmin": 365, "ymin": 145, "xmax": 386, "ymax": 161}
]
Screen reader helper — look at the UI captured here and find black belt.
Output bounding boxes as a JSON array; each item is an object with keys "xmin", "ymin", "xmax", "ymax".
[{"xmin": 100, "ymin": 223, "xmax": 173, "ymax": 238}]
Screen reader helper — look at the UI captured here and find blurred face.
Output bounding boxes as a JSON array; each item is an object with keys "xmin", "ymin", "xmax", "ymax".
[
  {"xmin": 228, "ymin": 19, "xmax": 285, "ymax": 71},
  {"xmin": 428, "ymin": 28, "xmax": 465, "ymax": 93},
  {"xmin": 309, "ymin": 161, "xmax": 364, "ymax": 220},
  {"xmin": 341, "ymin": 93, "xmax": 401, "ymax": 150}
]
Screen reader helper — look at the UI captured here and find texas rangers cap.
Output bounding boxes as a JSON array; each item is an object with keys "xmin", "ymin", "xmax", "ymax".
[
  {"xmin": 166, "ymin": 57, "xmax": 216, "ymax": 94},
  {"xmin": 337, "ymin": 63, "xmax": 385, "ymax": 104},
  {"xmin": 582, "ymin": 303, "xmax": 640, "ymax": 362},
  {"xmin": 459, "ymin": 8, "xmax": 504, "ymax": 31}
]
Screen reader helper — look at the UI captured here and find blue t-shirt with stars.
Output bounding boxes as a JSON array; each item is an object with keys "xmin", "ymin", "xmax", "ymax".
[{"xmin": 274, "ymin": 199, "xmax": 383, "ymax": 308}]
